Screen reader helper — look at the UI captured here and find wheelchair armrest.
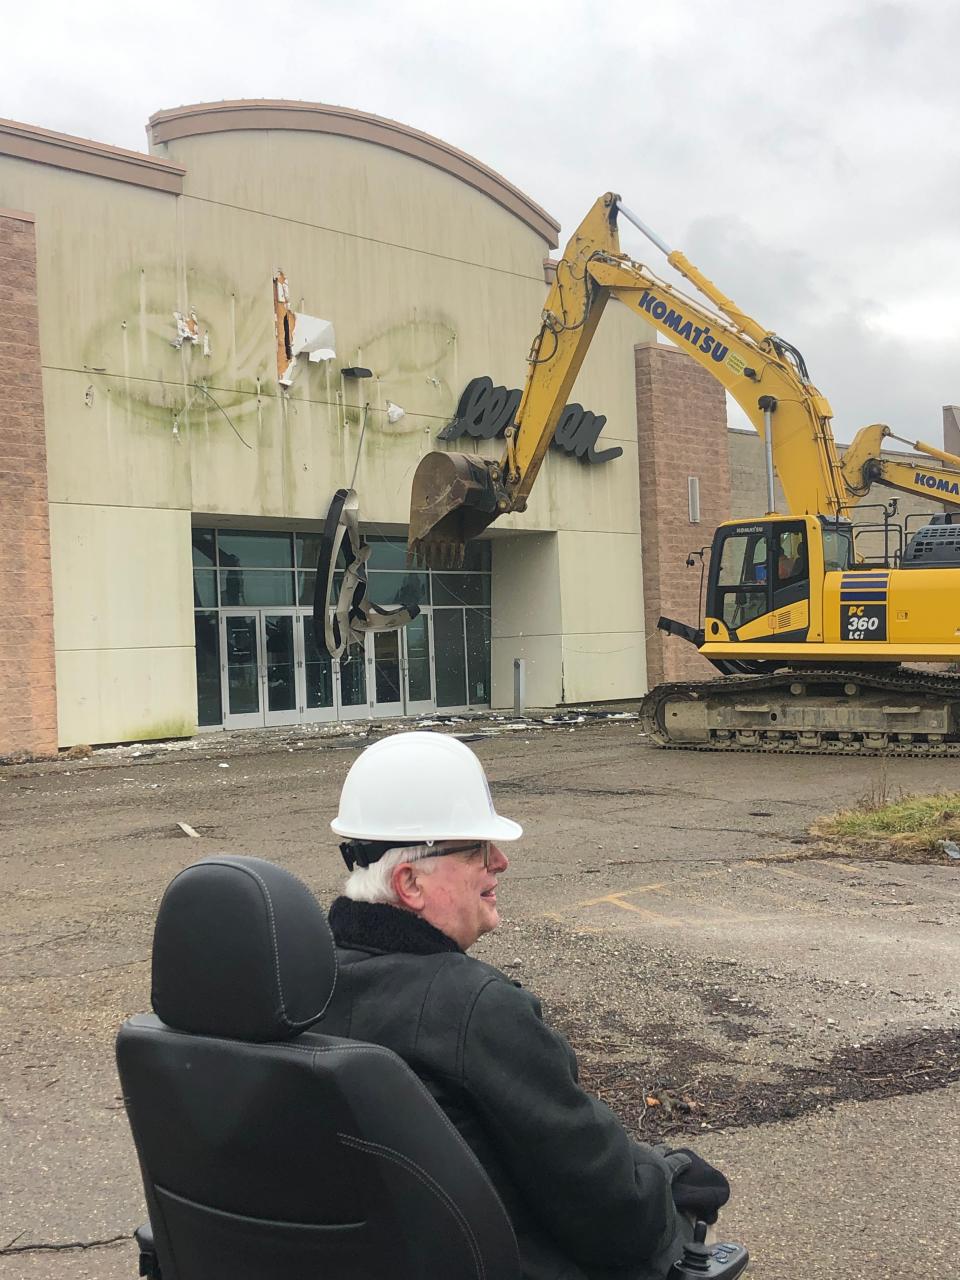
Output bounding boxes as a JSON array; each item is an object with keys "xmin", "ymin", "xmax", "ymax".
[{"xmin": 134, "ymin": 1222, "xmax": 161, "ymax": 1279}]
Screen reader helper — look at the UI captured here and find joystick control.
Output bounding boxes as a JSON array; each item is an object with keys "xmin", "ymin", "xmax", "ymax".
[{"xmin": 667, "ymin": 1220, "xmax": 749, "ymax": 1278}]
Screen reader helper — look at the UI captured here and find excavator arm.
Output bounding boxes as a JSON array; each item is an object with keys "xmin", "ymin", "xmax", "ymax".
[
  {"xmin": 841, "ymin": 423, "xmax": 960, "ymax": 507},
  {"xmin": 409, "ymin": 192, "xmax": 848, "ymax": 563},
  {"xmin": 408, "ymin": 192, "xmax": 960, "ymax": 564}
]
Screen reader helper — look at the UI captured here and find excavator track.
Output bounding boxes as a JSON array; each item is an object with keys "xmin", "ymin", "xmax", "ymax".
[{"xmin": 639, "ymin": 667, "xmax": 960, "ymax": 757}]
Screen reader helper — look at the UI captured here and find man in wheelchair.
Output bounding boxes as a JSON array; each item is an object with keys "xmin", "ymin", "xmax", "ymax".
[
  {"xmin": 319, "ymin": 732, "xmax": 731, "ymax": 1279},
  {"xmin": 117, "ymin": 731, "xmax": 737, "ymax": 1280}
]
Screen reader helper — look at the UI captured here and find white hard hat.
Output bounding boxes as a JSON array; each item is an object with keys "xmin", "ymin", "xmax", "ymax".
[{"xmin": 331, "ymin": 731, "xmax": 522, "ymax": 843}]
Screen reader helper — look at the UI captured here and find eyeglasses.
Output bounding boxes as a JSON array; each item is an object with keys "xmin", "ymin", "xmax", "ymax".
[{"xmin": 431, "ymin": 841, "xmax": 492, "ymax": 869}]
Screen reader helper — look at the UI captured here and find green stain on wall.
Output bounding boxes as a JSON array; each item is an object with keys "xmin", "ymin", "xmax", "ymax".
[{"xmin": 118, "ymin": 717, "xmax": 197, "ymax": 743}]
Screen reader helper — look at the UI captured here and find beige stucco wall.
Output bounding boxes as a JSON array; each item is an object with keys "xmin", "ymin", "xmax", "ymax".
[
  {"xmin": 0, "ymin": 120, "xmax": 653, "ymax": 742},
  {"xmin": 48, "ymin": 504, "xmax": 195, "ymax": 745},
  {"xmin": 491, "ymin": 533, "xmax": 562, "ymax": 709},
  {"xmin": 557, "ymin": 530, "xmax": 645, "ymax": 703}
]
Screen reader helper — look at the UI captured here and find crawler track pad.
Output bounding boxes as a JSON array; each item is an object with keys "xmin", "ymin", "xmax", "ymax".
[{"xmin": 640, "ymin": 668, "xmax": 960, "ymax": 755}]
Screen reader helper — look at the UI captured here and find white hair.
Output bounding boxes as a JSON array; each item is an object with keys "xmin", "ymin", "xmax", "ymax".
[{"xmin": 343, "ymin": 844, "xmax": 441, "ymax": 905}]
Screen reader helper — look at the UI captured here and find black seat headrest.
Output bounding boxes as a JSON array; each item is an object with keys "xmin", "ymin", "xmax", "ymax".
[{"xmin": 151, "ymin": 856, "xmax": 336, "ymax": 1043}]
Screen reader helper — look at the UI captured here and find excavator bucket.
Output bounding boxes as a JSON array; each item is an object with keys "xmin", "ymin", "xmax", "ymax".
[{"xmin": 408, "ymin": 451, "xmax": 502, "ymax": 567}]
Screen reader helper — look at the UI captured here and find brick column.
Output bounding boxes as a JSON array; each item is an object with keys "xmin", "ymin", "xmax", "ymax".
[
  {"xmin": 635, "ymin": 342, "xmax": 730, "ymax": 686},
  {"xmin": 944, "ymin": 405, "xmax": 960, "ymax": 460},
  {"xmin": 0, "ymin": 209, "xmax": 57, "ymax": 758}
]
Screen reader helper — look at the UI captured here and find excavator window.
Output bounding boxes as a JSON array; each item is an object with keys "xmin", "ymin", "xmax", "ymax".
[
  {"xmin": 776, "ymin": 531, "xmax": 805, "ymax": 583},
  {"xmin": 710, "ymin": 522, "xmax": 810, "ymax": 631},
  {"xmin": 714, "ymin": 529, "xmax": 770, "ymax": 629},
  {"xmin": 821, "ymin": 526, "xmax": 853, "ymax": 573},
  {"xmin": 772, "ymin": 525, "xmax": 810, "ymax": 611}
]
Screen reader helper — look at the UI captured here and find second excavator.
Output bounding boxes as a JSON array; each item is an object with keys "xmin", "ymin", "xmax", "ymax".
[{"xmin": 408, "ymin": 192, "xmax": 960, "ymax": 755}]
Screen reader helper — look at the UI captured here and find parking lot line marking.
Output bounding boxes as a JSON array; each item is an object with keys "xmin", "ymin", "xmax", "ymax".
[
  {"xmin": 601, "ymin": 895, "xmax": 682, "ymax": 924},
  {"xmin": 731, "ymin": 876, "xmax": 810, "ymax": 910},
  {"xmin": 576, "ymin": 882, "xmax": 668, "ymax": 908},
  {"xmin": 766, "ymin": 862, "xmax": 924, "ymax": 906}
]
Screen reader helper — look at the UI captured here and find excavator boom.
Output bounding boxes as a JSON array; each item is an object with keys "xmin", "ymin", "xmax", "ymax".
[
  {"xmin": 410, "ymin": 195, "xmax": 617, "ymax": 563},
  {"xmin": 409, "ymin": 193, "xmax": 854, "ymax": 564}
]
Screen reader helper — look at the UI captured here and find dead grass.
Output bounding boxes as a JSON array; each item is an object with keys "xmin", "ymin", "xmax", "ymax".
[{"xmin": 813, "ymin": 774, "xmax": 960, "ymax": 862}]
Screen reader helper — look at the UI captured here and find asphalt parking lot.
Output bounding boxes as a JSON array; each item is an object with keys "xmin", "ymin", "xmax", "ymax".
[{"xmin": 1, "ymin": 717, "xmax": 957, "ymax": 1278}]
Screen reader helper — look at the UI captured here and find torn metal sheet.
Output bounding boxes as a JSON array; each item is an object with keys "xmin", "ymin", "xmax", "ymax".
[
  {"xmin": 314, "ymin": 488, "xmax": 418, "ymax": 658},
  {"xmin": 274, "ymin": 271, "xmax": 336, "ymax": 385},
  {"xmin": 274, "ymin": 272, "xmax": 295, "ymax": 385},
  {"xmin": 293, "ymin": 313, "xmax": 336, "ymax": 363}
]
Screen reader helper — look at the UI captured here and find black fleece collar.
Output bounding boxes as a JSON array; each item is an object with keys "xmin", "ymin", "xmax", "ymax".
[{"xmin": 329, "ymin": 897, "xmax": 463, "ymax": 956}]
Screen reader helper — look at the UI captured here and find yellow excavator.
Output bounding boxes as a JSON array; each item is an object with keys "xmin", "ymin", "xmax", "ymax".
[{"xmin": 408, "ymin": 192, "xmax": 960, "ymax": 756}]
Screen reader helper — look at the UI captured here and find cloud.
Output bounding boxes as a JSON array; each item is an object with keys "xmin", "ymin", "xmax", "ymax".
[
  {"xmin": 676, "ymin": 215, "xmax": 955, "ymax": 441},
  {"xmin": 1, "ymin": 0, "xmax": 956, "ymax": 448}
]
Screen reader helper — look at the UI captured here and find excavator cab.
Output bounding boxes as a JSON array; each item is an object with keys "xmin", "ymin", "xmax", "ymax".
[
  {"xmin": 705, "ymin": 519, "xmax": 807, "ymax": 642},
  {"xmin": 701, "ymin": 515, "xmax": 851, "ymax": 647}
]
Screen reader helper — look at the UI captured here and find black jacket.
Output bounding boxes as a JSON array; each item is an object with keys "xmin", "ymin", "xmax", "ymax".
[{"xmin": 320, "ymin": 898, "xmax": 692, "ymax": 1280}]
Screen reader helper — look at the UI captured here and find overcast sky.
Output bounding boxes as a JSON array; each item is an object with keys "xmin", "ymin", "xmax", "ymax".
[{"xmin": 5, "ymin": 0, "xmax": 958, "ymax": 443}]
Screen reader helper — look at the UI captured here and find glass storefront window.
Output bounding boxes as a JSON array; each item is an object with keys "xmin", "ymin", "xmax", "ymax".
[
  {"xmin": 302, "ymin": 571, "xmax": 347, "ymax": 607},
  {"xmin": 366, "ymin": 570, "xmax": 429, "ymax": 610},
  {"xmin": 224, "ymin": 615, "xmax": 260, "ymax": 715},
  {"xmin": 217, "ymin": 531, "xmax": 294, "ymax": 568},
  {"xmin": 194, "ymin": 611, "xmax": 222, "ymax": 726},
  {"xmin": 296, "ymin": 533, "xmax": 347, "ymax": 572},
  {"xmin": 219, "ymin": 569, "xmax": 295, "ymax": 607},
  {"xmin": 192, "ymin": 528, "xmax": 216, "ymax": 567},
  {"xmin": 465, "ymin": 608, "xmax": 491, "ymax": 705},
  {"xmin": 461, "ymin": 540, "xmax": 491, "ymax": 573},
  {"xmin": 264, "ymin": 615, "xmax": 297, "ymax": 713},
  {"xmin": 302, "ymin": 618, "xmax": 335, "ymax": 709},
  {"xmin": 365, "ymin": 538, "xmax": 410, "ymax": 571},
  {"xmin": 434, "ymin": 609, "xmax": 467, "ymax": 708},
  {"xmin": 193, "ymin": 568, "xmax": 217, "ymax": 608},
  {"xmin": 339, "ymin": 651, "xmax": 367, "ymax": 707},
  {"xmin": 406, "ymin": 614, "xmax": 432, "ymax": 703},
  {"xmin": 373, "ymin": 630, "xmax": 403, "ymax": 704},
  {"xmin": 195, "ymin": 527, "xmax": 491, "ymax": 725},
  {"xmin": 432, "ymin": 573, "xmax": 491, "ymax": 607}
]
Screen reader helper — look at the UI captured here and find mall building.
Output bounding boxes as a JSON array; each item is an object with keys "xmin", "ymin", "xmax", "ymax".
[{"xmin": 0, "ymin": 101, "xmax": 951, "ymax": 754}]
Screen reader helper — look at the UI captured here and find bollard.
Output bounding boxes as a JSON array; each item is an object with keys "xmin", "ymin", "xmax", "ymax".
[{"xmin": 513, "ymin": 658, "xmax": 526, "ymax": 716}]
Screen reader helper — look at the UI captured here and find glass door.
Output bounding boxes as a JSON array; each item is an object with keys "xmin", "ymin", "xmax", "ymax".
[
  {"xmin": 367, "ymin": 613, "xmax": 437, "ymax": 718},
  {"xmin": 433, "ymin": 609, "xmax": 469, "ymax": 710},
  {"xmin": 221, "ymin": 610, "xmax": 301, "ymax": 729},
  {"xmin": 299, "ymin": 614, "xmax": 337, "ymax": 723},
  {"xmin": 220, "ymin": 611, "xmax": 264, "ymax": 729},
  {"xmin": 432, "ymin": 607, "xmax": 490, "ymax": 710},
  {"xmin": 403, "ymin": 610, "xmax": 435, "ymax": 715},
  {"xmin": 370, "ymin": 629, "xmax": 405, "ymax": 716},
  {"xmin": 299, "ymin": 612, "xmax": 370, "ymax": 722},
  {"xmin": 262, "ymin": 612, "xmax": 300, "ymax": 727},
  {"xmin": 336, "ymin": 645, "xmax": 371, "ymax": 721}
]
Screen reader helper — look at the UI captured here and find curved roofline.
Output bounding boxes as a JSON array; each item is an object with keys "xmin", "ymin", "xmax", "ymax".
[{"xmin": 148, "ymin": 100, "xmax": 559, "ymax": 248}]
